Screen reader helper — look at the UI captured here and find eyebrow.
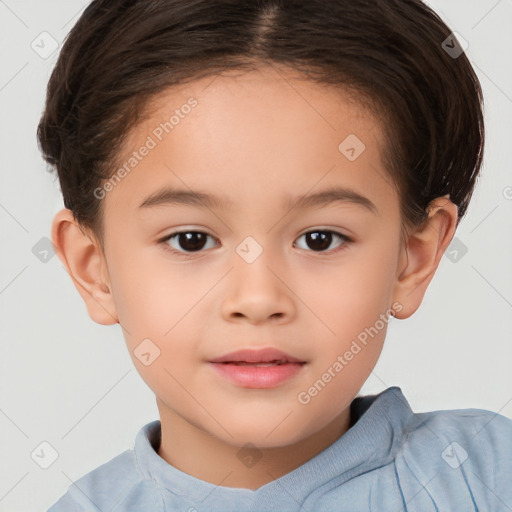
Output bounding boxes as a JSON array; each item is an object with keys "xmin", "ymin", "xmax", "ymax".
[{"xmin": 138, "ymin": 186, "xmax": 378, "ymax": 214}]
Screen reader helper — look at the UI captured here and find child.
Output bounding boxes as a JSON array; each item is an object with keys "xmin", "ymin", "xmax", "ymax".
[{"xmin": 38, "ymin": 0, "xmax": 512, "ymax": 510}]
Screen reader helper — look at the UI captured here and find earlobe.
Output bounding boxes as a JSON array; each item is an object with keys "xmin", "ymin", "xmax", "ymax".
[
  {"xmin": 392, "ymin": 196, "xmax": 458, "ymax": 319},
  {"xmin": 51, "ymin": 208, "xmax": 119, "ymax": 325}
]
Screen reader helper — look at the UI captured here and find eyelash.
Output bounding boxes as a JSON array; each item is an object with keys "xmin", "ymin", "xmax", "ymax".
[{"xmin": 158, "ymin": 229, "xmax": 352, "ymax": 259}]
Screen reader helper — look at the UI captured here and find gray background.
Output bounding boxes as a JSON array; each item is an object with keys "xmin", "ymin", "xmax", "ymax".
[{"xmin": 1, "ymin": 0, "xmax": 511, "ymax": 510}]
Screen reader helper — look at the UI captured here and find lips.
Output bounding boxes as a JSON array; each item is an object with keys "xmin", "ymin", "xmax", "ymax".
[
  {"xmin": 208, "ymin": 347, "xmax": 306, "ymax": 388},
  {"xmin": 208, "ymin": 348, "xmax": 305, "ymax": 365}
]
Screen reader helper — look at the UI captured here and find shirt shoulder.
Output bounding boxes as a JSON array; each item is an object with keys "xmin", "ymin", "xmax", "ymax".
[
  {"xmin": 394, "ymin": 406, "xmax": 512, "ymax": 510},
  {"xmin": 47, "ymin": 449, "xmax": 163, "ymax": 512}
]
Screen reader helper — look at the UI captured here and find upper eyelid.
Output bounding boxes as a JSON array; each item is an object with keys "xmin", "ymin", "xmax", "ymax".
[
  {"xmin": 162, "ymin": 227, "xmax": 350, "ymax": 237},
  {"xmin": 161, "ymin": 228, "xmax": 351, "ymax": 245}
]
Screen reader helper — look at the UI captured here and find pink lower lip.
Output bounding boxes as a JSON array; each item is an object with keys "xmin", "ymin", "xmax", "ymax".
[{"xmin": 209, "ymin": 362, "xmax": 305, "ymax": 388}]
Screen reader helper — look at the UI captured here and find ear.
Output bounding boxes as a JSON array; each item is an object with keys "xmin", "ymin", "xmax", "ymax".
[
  {"xmin": 392, "ymin": 195, "xmax": 458, "ymax": 319},
  {"xmin": 51, "ymin": 208, "xmax": 119, "ymax": 325}
]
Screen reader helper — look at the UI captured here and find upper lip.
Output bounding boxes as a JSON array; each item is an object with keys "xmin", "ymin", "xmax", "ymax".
[{"xmin": 208, "ymin": 348, "xmax": 305, "ymax": 364}]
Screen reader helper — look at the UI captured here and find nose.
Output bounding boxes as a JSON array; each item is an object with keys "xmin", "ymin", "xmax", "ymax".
[{"xmin": 220, "ymin": 248, "xmax": 295, "ymax": 325}]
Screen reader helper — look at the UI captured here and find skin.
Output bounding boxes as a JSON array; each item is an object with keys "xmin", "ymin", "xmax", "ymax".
[{"xmin": 52, "ymin": 64, "xmax": 458, "ymax": 490}]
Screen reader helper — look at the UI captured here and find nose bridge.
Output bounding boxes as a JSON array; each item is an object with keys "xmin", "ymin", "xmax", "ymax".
[
  {"xmin": 222, "ymin": 233, "xmax": 294, "ymax": 322},
  {"xmin": 233, "ymin": 233, "xmax": 280, "ymax": 288}
]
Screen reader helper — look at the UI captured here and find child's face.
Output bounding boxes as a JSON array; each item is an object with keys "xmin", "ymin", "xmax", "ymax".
[{"xmin": 79, "ymin": 65, "xmax": 412, "ymax": 447}]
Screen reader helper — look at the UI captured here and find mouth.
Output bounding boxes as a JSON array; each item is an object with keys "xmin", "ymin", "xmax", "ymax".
[
  {"xmin": 208, "ymin": 348, "xmax": 307, "ymax": 388},
  {"xmin": 208, "ymin": 347, "xmax": 306, "ymax": 365},
  {"xmin": 216, "ymin": 360, "xmax": 296, "ymax": 366}
]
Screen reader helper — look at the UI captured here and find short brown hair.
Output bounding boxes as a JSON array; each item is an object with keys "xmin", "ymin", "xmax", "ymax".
[{"xmin": 37, "ymin": 0, "xmax": 484, "ymax": 247}]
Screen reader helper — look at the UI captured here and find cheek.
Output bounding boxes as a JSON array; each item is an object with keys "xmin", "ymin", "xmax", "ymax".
[
  {"xmin": 107, "ymin": 245, "xmax": 196, "ymax": 329},
  {"xmin": 107, "ymin": 248, "xmax": 208, "ymax": 374},
  {"xmin": 297, "ymin": 244, "xmax": 398, "ymax": 335}
]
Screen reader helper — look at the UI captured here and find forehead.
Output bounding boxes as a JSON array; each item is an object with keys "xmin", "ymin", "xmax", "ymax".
[{"xmin": 104, "ymin": 65, "xmax": 397, "ymax": 219}]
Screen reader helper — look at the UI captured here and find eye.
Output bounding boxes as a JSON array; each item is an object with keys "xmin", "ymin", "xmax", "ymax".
[
  {"xmin": 160, "ymin": 230, "xmax": 219, "ymax": 256},
  {"xmin": 159, "ymin": 228, "xmax": 352, "ymax": 258},
  {"xmin": 294, "ymin": 230, "xmax": 351, "ymax": 254}
]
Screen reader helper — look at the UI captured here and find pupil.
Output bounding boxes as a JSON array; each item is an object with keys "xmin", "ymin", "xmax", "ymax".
[
  {"xmin": 180, "ymin": 232, "xmax": 206, "ymax": 251},
  {"xmin": 177, "ymin": 231, "xmax": 332, "ymax": 252},
  {"xmin": 307, "ymin": 231, "xmax": 331, "ymax": 251}
]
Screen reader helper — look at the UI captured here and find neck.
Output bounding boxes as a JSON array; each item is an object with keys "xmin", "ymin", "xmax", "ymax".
[{"xmin": 156, "ymin": 403, "xmax": 352, "ymax": 490}]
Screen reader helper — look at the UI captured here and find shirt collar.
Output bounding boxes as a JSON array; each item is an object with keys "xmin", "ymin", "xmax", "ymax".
[{"xmin": 134, "ymin": 386, "xmax": 413, "ymax": 508}]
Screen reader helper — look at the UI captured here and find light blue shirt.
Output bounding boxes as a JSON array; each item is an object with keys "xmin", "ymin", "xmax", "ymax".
[{"xmin": 47, "ymin": 387, "xmax": 512, "ymax": 511}]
